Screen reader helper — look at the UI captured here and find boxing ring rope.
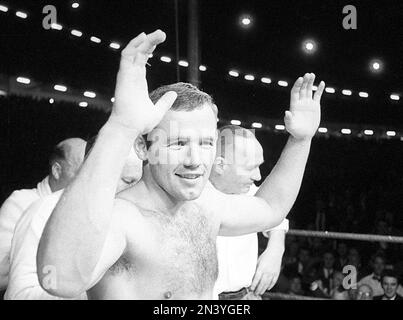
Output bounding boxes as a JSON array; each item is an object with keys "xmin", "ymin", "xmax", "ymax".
[
  {"xmin": 263, "ymin": 292, "xmax": 329, "ymax": 300},
  {"xmin": 287, "ymin": 229, "xmax": 403, "ymax": 244},
  {"xmin": 261, "ymin": 229, "xmax": 403, "ymax": 300}
]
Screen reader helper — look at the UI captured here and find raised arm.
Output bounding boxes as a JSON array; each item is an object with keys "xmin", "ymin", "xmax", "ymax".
[
  {"xmin": 219, "ymin": 74, "xmax": 325, "ymax": 235},
  {"xmin": 256, "ymin": 73, "xmax": 324, "ymax": 217},
  {"xmin": 37, "ymin": 30, "xmax": 177, "ymax": 298}
]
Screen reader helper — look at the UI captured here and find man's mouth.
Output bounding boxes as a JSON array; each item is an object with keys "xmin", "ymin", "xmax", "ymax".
[{"xmin": 175, "ymin": 173, "xmax": 203, "ymax": 180}]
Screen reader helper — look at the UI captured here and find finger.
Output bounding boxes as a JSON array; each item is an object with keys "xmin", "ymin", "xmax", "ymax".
[
  {"xmin": 290, "ymin": 77, "xmax": 303, "ymax": 102},
  {"xmin": 121, "ymin": 32, "xmax": 147, "ymax": 59},
  {"xmin": 154, "ymin": 91, "xmax": 177, "ymax": 115},
  {"xmin": 284, "ymin": 110, "xmax": 293, "ymax": 122},
  {"xmin": 267, "ymin": 277, "xmax": 275, "ymax": 291},
  {"xmin": 300, "ymin": 73, "xmax": 309, "ymax": 98},
  {"xmin": 133, "ymin": 30, "xmax": 166, "ymax": 67},
  {"xmin": 255, "ymin": 275, "xmax": 269, "ymax": 295},
  {"xmin": 314, "ymin": 81, "xmax": 326, "ymax": 101},
  {"xmin": 306, "ymin": 73, "xmax": 315, "ymax": 97},
  {"xmin": 250, "ymin": 272, "xmax": 261, "ymax": 291}
]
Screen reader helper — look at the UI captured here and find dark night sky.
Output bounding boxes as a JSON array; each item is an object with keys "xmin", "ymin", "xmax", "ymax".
[{"xmin": 0, "ymin": 0, "xmax": 402, "ymax": 126}]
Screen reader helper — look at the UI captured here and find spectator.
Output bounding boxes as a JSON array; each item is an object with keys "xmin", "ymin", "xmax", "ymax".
[
  {"xmin": 314, "ymin": 251, "xmax": 336, "ymax": 296},
  {"xmin": 330, "ymin": 271, "xmax": 349, "ymax": 300},
  {"xmin": 0, "ymin": 138, "xmax": 87, "ymax": 291},
  {"xmin": 373, "ymin": 270, "xmax": 403, "ymax": 300},
  {"xmin": 287, "ymin": 275, "xmax": 305, "ymax": 296},
  {"xmin": 356, "ymin": 284, "xmax": 373, "ymax": 300},
  {"xmin": 335, "ymin": 242, "xmax": 349, "ymax": 271},
  {"xmin": 358, "ymin": 254, "xmax": 385, "ymax": 297}
]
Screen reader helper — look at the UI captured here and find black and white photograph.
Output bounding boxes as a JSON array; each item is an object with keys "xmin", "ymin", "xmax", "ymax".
[{"xmin": 0, "ymin": 0, "xmax": 402, "ymax": 310}]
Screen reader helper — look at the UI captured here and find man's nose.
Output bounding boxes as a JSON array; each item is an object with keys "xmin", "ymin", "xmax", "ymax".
[
  {"xmin": 251, "ymin": 168, "xmax": 262, "ymax": 182},
  {"xmin": 183, "ymin": 144, "xmax": 201, "ymax": 167}
]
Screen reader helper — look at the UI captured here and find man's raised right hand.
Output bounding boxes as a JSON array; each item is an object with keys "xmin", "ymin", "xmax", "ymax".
[{"xmin": 110, "ymin": 30, "xmax": 177, "ymax": 136}]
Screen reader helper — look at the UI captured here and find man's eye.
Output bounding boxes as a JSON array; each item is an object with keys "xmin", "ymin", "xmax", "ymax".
[
  {"xmin": 201, "ymin": 140, "xmax": 214, "ymax": 147},
  {"xmin": 170, "ymin": 141, "xmax": 186, "ymax": 147}
]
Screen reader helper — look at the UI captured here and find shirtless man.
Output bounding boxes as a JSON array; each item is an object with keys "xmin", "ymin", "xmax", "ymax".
[{"xmin": 37, "ymin": 30, "xmax": 325, "ymax": 300}]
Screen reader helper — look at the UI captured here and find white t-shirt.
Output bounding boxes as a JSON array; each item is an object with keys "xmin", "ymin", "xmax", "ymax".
[{"xmin": 0, "ymin": 177, "xmax": 52, "ymax": 289}]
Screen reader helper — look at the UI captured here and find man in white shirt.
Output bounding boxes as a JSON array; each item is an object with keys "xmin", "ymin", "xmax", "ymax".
[
  {"xmin": 0, "ymin": 138, "xmax": 86, "ymax": 291},
  {"xmin": 210, "ymin": 125, "xmax": 288, "ymax": 300},
  {"xmin": 4, "ymin": 143, "xmax": 143, "ymax": 300},
  {"xmin": 358, "ymin": 254, "xmax": 403, "ymax": 297}
]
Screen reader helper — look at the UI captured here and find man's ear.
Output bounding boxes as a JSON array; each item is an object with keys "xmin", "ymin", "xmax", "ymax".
[
  {"xmin": 51, "ymin": 162, "xmax": 62, "ymax": 180},
  {"xmin": 213, "ymin": 157, "xmax": 226, "ymax": 175},
  {"xmin": 134, "ymin": 136, "xmax": 148, "ymax": 161}
]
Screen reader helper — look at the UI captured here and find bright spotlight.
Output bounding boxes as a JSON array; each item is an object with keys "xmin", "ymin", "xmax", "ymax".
[
  {"xmin": 240, "ymin": 15, "xmax": 252, "ymax": 28},
  {"xmin": 229, "ymin": 70, "xmax": 239, "ymax": 77},
  {"xmin": 72, "ymin": 2, "xmax": 80, "ymax": 9},
  {"xmin": 302, "ymin": 39, "xmax": 317, "ymax": 54},
  {"xmin": 370, "ymin": 59, "xmax": 383, "ymax": 73},
  {"xmin": 231, "ymin": 120, "xmax": 241, "ymax": 126}
]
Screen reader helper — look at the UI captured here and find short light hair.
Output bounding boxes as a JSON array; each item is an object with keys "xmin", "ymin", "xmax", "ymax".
[{"xmin": 149, "ymin": 82, "xmax": 217, "ymax": 117}]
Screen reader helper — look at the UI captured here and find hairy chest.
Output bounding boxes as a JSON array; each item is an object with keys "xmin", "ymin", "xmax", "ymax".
[{"xmin": 109, "ymin": 203, "xmax": 219, "ymax": 295}]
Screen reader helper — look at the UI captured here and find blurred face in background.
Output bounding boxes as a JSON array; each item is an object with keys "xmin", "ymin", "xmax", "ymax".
[
  {"xmin": 382, "ymin": 276, "xmax": 398, "ymax": 299},
  {"xmin": 356, "ymin": 284, "xmax": 373, "ymax": 300},
  {"xmin": 372, "ymin": 256, "xmax": 385, "ymax": 276},
  {"xmin": 323, "ymin": 252, "xmax": 335, "ymax": 269}
]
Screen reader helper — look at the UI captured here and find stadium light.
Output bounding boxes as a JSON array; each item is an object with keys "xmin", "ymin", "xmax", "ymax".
[
  {"xmin": 386, "ymin": 131, "xmax": 396, "ymax": 137},
  {"xmin": 199, "ymin": 65, "xmax": 207, "ymax": 72},
  {"xmin": 390, "ymin": 94, "xmax": 400, "ymax": 101},
  {"xmin": 275, "ymin": 125, "xmax": 285, "ymax": 131},
  {"xmin": 370, "ymin": 59, "xmax": 383, "ymax": 73},
  {"xmin": 111, "ymin": 97, "xmax": 115, "ymax": 103},
  {"xmin": 90, "ymin": 36, "xmax": 101, "ymax": 43},
  {"xmin": 312, "ymin": 85, "xmax": 318, "ymax": 91},
  {"xmin": 325, "ymin": 87, "xmax": 335, "ymax": 94},
  {"xmin": 364, "ymin": 130, "xmax": 374, "ymax": 136},
  {"xmin": 109, "ymin": 42, "xmax": 120, "ymax": 50},
  {"xmin": 72, "ymin": 2, "xmax": 80, "ymax": 9},
  {"xmin": 318, "ymin": 128, "xmax": 328, "ymax": 133},
  {"xmin": 49, "ymin": 98, "xmax": 55, "ymax": 104},
  {"xmin": 229, "ymin": 70, "xmax": 239, "ymax": 77},
  {"xmin": 342, "ymin": 90, "xmax": 352, "ymax": 96},
  {"xmin": 54, "ymin": 85, "xmax": 67, "ymax": 92},
  {"xmin": 252, "ymin": 122, "xmax": 262, "ymax": 129},
  {"xmin": 71, "ymin": 30, "xmax": 83, "ymax": 37},
  {"xmin": 231, "ymin": 120, "xmax": 241, "ymax": 126},
  {"xmin": 160, "ymin": 56, "xmax": 172, "ymax": 63},
  {"xmin": 261, "ymin": 77, "xmax": 271, "ymax": 84},
  {"xmin": 341, "ymin": 129, "xmax": 351, "ymax": 135},
  {"xmin": 84, "ymin": 91, "xmax": 96, "ymax": 98},
  {"xmin": 359, "ymin": 92, "xmax": 369, "ymax": 98},
  {"xmin": 240, "ymin": 15, "xmax": 253, "ymax": 28},
  {"xmin": 178, "ymin": 60, "xmax": 189, "ymax": 67},
  {"xmin": 51, "ymin": 23, "xmax": 63, "ymax": 30},
  {"xmin": 16, "ymin": 11, "xmax": 27, "ymax": 19},
  {"xmin": 302, "ymin": 39, "xmax": 317, "ymax": 54},
  {"xmin": 0, "ymin": 5, "xmax": 8, "ymax": 12},
  {"xmin": 79, "ymin": 102, "xmax": 88, "ymax": 108},
  {"xmin": 16, "ymin": 77, "xmax": 30, "ymax": 84},
  {"xmin": 244, "ymin": 75, "xmax": 255, "ymax": 81},
  {"xmin": 278, "ymin": 81, "xmax": 288, "ymax": 87}
]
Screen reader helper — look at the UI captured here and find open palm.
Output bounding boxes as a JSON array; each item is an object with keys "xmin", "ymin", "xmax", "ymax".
[
  {"xmin": 111, "ymin": 30, "xmax": 177, "ymax": 135},
  {"xmin": 285, "ymin": 73, "xmax": 325, "ymax": 140}
]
